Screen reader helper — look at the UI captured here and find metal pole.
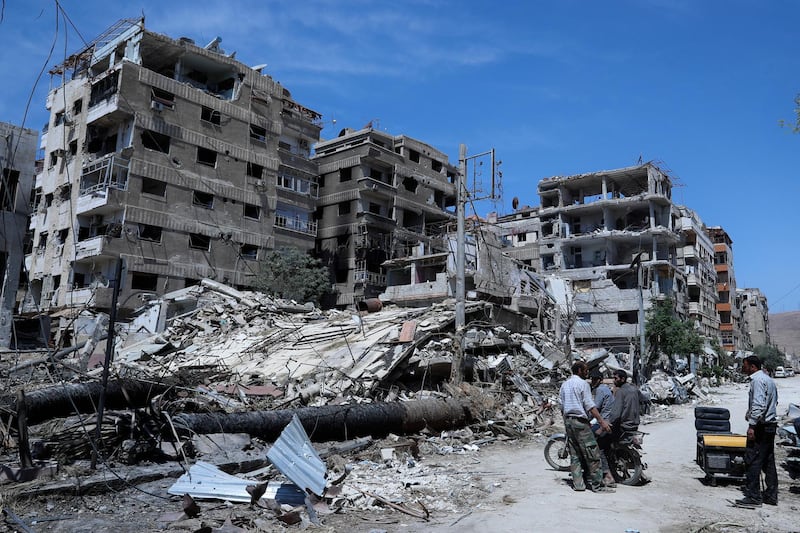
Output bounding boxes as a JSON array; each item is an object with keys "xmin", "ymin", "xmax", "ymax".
[
  {"xmin": 91, "ymin": 257, "xmax": 123, "ymax": 469},
  {"xmin": 637, "ymin": 262, "xmax": 645, "ymax": 385},
  {"xmin": 451, "ymin": 144, "xmax": 467, "ymax": 384}
]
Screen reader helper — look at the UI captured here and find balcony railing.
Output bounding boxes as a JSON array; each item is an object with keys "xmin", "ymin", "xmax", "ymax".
[
  {"xmin": 274, "ymin": 215, "xmax": 317, "ymax": 236},
  {"xmin": 79, "ymin": 153, "xmax": 130, "ymax": 195}
]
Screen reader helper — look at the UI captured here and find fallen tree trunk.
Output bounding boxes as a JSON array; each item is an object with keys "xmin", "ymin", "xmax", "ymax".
[
  {"xmin": 171, "ymin": 397, "xmax": 473, "ymax": 442},
  {"xmin": 1, "ymin": 379, "xmax": 171, "ymax": 426}
]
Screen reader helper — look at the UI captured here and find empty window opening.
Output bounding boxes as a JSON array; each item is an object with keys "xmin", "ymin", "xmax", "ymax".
[
  {"xmin": 131, "ymin": 272, "xmax": 158, "ymax": 291},
  {"xmin": 138, "ymin": 224, "xmax": 162, "ymax": 242},
  {"xmin": 250, "ymin": 124, "xmax": 267, "ymax": 143},
  {"xmin": 241, "ymin": 244, "xmax": 258, "ymax": 259},
  {"xmin": 141, "ymin": 177, "xmax": 166, "ymax": 196},
  {"xmin": 431, "ymin": 159, "xmax": 443, "ymax": 172},
  {"xmin": 192, "ymin": 191, "xmax": 214, "ymax": 209},
  {"xmin": 618, "ymin": 311, "xmax": 638, "ymax": 324},
  {"xmin": 243, "ymin": 203, "xmax": 261, "ymax": 219},
  {"xmin": 89, "ymin": 71, "xmax": 119, "ymax": 107},
  {"xmin": 0, "ymin": 169, "xmax": 20, "ymax": 210},
  {"xmin": 338, "ymin": 201, "xmax": 351, "ymax": 215},
  {"xmin": 517, "ymin": 233, "xmax": 527, "ymax": 242},
  {"xmin": 150, "ymin": 88, "xmax": 175, "ymax": 108},
  {"xmin": 189, "ymin": 233, "xmax": 211, "ymax": 251},
  {"xmin": 141, "ymin": 130, "xmax": 170, "ymax": 153},
  {"xmin": 197, "ymin": 147, "xmax": 217, "ymax": 167},
  {"xmin": 247, "ymin": 162, "xmax": 264, "ymax": 178},
  {"xmin": 408, "ymin": 149, "xmax": 420, "ymax": 163},
  {"xmin": 72, "ymin": 99, "xmax": 83, "ymax": 115},
  {"xmin": 68, "ymin": 140, "xmax": 78, "ymax": 156},
  {"xmin": 201, "ymin": 106, "xmax": 221, "ymax": 125},
  {"xmin": 340, "ymin": 167, "xmax": 352, "ymax": 182},
  {"xmin": 402, "ymin": 177, "xmax": 418, "ymax": 192},
  {"xmin": 368, "ymin": 202, "xmax": 381, "ymax": 215}
]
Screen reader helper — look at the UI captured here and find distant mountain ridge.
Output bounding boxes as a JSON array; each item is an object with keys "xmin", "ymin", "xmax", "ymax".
[{"xmin": 769, "ymin": 311, "xmax": 800, "ymax": 366}]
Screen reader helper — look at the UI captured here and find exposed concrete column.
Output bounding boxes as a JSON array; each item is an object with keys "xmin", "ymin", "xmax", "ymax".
[{"xmin": 601, "ymin": 176, "xmax": 608, "ymax": 199}]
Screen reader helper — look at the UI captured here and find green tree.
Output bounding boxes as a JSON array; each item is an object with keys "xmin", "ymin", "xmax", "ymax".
[
  {"xmin": 255, "ymin": 248, "xmax": 331, "ymax": 305},
  {"xmin": 753, "ymin": 344, "xmax": 787, "ymax": 372},
  {"xmin": 779, "ymin": 93, "xmax": 800, "ymax": 132},
  {"xmin": 644, "ymin": 298, "xmax": 703, "ymax": 371}
]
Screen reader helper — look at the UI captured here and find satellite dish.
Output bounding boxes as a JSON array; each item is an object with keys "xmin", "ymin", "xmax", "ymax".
[{"xmin": 512, "ymin": 196, "xmax": 519, "ymax": 210}]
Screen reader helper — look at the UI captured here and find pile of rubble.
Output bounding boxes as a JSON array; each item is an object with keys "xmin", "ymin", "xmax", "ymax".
[{"xmin": 0, "ymin": 279, "xmax": 694, "ymax": 529}]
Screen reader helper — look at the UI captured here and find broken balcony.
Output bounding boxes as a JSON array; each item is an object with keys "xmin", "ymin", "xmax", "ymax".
[{"xmin": 76, "ymin": 154, "xmax": 130, "ymax": 215}]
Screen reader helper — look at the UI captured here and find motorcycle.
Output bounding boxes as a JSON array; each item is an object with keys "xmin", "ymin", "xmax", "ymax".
[{"xmin": 544, "ymin": 430, "xmax": 648, "ymax": 486}]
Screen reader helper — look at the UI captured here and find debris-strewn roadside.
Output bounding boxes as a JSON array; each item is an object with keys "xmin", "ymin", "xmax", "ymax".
[{"xmin": 0, "ymin": 280, "xmax": 717, "ymax": 531}]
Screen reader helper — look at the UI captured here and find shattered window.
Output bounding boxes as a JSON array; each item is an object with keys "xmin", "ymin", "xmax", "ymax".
[
  {"xmin": 240, "ymin": 244, "xmax": 258, "ymax": 260},
  {"xmin": 131, "ymin": 272, "xmax": 158, "ymax": 291},
  {"xmin": 197, "ymin": 147, "xmax": 217, "ymax": 167},
  {"xmin": 189, "ymin": 233, "xmax": 211, "ymax": 251}
]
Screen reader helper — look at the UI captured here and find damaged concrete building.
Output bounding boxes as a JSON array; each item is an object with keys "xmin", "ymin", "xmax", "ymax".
[
  {"xmin": 737, "ymin": 287, "xmax": 770, "ymax": 348},
  {"xmin": 1, "ymin": 122, "xmax": 39, "ymax": 348},
  {"xmin": 312, "ymin": 127, "xmax": 458, "ymax": 308},
  {"xmin": 534, "ymin": 163, "xmax": 686, "ymax": 351},
  {"xmin": 23, "ymin": 19, "xmax": 321, "ymax": 336},
  {"xmin": 494, "ymin": 205, "xmax": 542, "ymax": 273},
  {"xmin": 706, "ymin": 226, "xmax": 744, "ymax": 352},
  {"xmin": 675, "ymin": 206, "xmax": 719, "ymax": 340}
]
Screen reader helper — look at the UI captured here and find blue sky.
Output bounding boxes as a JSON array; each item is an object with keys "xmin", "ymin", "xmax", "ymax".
[{"xmin": 2, "ymin": 0, "xmax": 799, "ymax": 312}]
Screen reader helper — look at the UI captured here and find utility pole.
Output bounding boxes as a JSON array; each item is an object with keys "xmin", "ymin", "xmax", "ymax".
[
  {"xmin": 91, "ymin": 257, "xmax": 123, "ymax": 469},
  {"xmin": 630, "ymin": 252, "xmax": 646, "ymax": 386},
  {"xmin": 451, "ymin": 144, "xmax": 467, "ymax": 385},
  {"xmin": 450, "ymin": 144, "xmax": 500, "ymax": 385}
]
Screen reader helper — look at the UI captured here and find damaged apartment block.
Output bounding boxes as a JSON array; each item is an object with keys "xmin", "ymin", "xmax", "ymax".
[
  {"xmin": 313, "ymin": 128, "xmax": 458, "ymax": 308},
  {"xmin": 23, "ymin": 18, "xmax": 321, "ymax": 342},
  {"xmin": 535, "ymin": 163, "xmax": 686, "ymax": 351}
]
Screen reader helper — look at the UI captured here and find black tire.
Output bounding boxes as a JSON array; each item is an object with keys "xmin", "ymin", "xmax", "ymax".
[
  {"xmin": 609, "ymin": 447, "xmax": 643, "ymax": 486},
  {"xmin": 544, "ymin": 435, "xmax": 571, "ymax": 472},
  {"xmin": 694, "ymin": 419, "xmax": 731, "ymax": 432},
  {"xmin": 694, "ymin": 406, "xmax": 730, "ymax": 420}
]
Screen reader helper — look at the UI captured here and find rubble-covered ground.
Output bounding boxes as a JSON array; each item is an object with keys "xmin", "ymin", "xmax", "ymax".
[{"xmin": 3, "ymin": 281, "xmax": 788, "ymax": 532}]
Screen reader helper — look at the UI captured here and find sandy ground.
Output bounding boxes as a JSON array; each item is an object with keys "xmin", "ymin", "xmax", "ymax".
[{"xmin": 3, "ymin": 378, "xmax": 798, "ymax": 532}]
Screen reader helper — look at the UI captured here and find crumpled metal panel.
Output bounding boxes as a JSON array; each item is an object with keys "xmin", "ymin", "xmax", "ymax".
[
  {"xmin": 167, "ymin": 461, "xmax": 305, "ymax": 505},
  {"xmin": 267, "ymin": 414, "xmax": 327, "ymax": 496}
]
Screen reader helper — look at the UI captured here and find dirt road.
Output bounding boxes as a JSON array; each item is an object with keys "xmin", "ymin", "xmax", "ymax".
[{"xmin": 413, "ymin": 378, "xmax": 800, "ymax": 533}]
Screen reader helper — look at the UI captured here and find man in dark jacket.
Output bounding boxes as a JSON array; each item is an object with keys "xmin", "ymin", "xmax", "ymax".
[{"xmin": 608, "ymin": 369, "xmax": 640, "ymax": 433}]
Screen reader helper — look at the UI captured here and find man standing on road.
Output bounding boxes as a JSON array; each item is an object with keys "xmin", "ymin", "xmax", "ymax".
[
  {"xmin": 736, "ymin": 355, "xmax": 779, "ymax": 508},
  {"xmin": 560, "ymin": 361, "xmax": 613, "ymax": 492},
  {"xmin": 590, "ymin": 369, "xmax": 616, "ymax": 487}
]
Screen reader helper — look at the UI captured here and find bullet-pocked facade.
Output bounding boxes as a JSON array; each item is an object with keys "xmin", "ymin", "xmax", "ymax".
[
  {"xmin": 24, "ymin": 19, "xmax": 321, "ymax": 332},
  {"xmin": 313, "ymin": 127, "xmax": 457, "ymax": 308}
]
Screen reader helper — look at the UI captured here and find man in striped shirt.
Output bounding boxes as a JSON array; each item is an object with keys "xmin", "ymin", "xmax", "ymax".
[{"xmin": 559, "ymin": 361, "xmax": 613, "ymax": 492}]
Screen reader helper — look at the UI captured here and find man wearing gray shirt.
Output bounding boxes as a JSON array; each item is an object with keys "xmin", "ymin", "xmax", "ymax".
[
  {"xmin": 735, "ymin": 355, "xmax": 779, "ymax": 508},
  {"xmin": 559, "ymin": 361, "xmax": 612, "ymax": 492}
]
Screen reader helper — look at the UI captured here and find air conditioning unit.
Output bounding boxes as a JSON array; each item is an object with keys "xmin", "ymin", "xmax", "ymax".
[{"xmin": 150, "ymin": 101, "xmax": 165, "ymax": 112}]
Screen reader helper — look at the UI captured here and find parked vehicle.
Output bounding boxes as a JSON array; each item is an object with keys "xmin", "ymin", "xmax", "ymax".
[
  {"xmin": 544, "ymin": 430, "xmax": 647, "ymax": 485},
  {"xmin": 775, "ymin": 366, "xmax": 787, "ymax": 378}
]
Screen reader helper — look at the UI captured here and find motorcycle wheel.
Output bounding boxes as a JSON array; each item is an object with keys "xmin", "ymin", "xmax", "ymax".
[
  {"xmin": 544, "ymin": 435, "xmax": 571, "ymax": 471},
  {"xmin": 609, "ymin": 447, "xmax": 643, "ymax": 486}
]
